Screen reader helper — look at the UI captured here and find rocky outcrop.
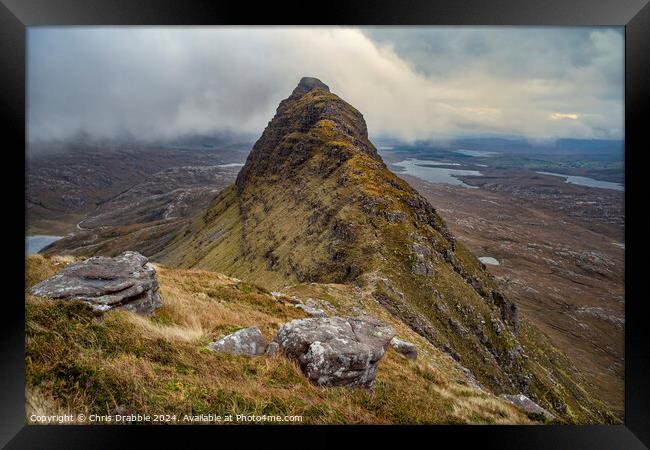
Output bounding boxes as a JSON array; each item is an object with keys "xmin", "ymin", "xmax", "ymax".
[
  {"xmin": 271, "ymin": 316, "xmax": 395, "ymax": 388},
  {"xmin": 500, "ymin": 394, "xmax": 556, "ymax": 421},
  {"xmin": 295, "ymin": 303, "xmax": 327, "ymax": 317},
  {"xmin": 412, "ymin": 242, "xmax": 434, "ymax": 276},
  {"xmin": 390, "ymin": 337, "xmax": 418, "ymax": 360},
  {"xmin": 28, "ymin": 251, "xmax": 162, "ymax": 315},
  {"xmin": 235, "ymin": 76, "xmax": 383, "ymax": 192},
  {"xmin": 209, "ymin": 327, "xmax": 267, "ymax": 356}
]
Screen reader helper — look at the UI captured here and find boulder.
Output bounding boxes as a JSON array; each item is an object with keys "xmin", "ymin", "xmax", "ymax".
[
  {"xmin": 390, "ymin": 337, "xmax": 418, "ymax": 360},
  {"xmin": 295, "ymin": 303, "xmax": 327, "ymax": 317},
  {"xmin": 271, "ymin": 316, "xmax": 395, "ymax": 388},
  {"xmin": 209, "ymin": 327, "xmax": 267, "ymax": 356},
  {"xmin": 265, "ymin": 341, "xmax": 280, "ymax": 356},
  {"xmin": 500, "ymin": 394, "xmax": 556, "ymax": 421},
  {"xmin": 28, "ymin": 251, "xmax": 162, "ymax": 315}
]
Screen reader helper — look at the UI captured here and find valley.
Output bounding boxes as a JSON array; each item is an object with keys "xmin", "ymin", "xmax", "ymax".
[
  {"xmin": 27, "ymin": 141, "xmax": 249, "ymax": 235},
  {"xmin": 398, "ymin": 173, "xmax": 624, "ymax": 417},
  {"xmin": 379, "ymin": 145, "xmax": 624, "ymax": 416}
]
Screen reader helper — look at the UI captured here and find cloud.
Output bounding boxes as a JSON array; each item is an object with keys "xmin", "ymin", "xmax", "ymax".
[
  {"xmin": 550, "ymin": 113, "xmax": 580, "ymax": 121},
  {"xmin": 27, "ymin": 26, "xmax": 624, "ymax": 144}
]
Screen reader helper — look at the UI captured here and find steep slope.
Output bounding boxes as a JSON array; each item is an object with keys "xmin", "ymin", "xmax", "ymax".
[{"xmin": 155, "ymin": 77, "xmax": 614, "ymax": 423}]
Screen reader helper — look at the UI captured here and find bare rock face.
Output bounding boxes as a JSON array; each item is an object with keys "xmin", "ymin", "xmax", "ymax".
[
  {"xmin": 271, "ymin": 316, "xmax": 395, "ymax": 388},
  {"xmin": 28, "ymin": 251, "xmax": 162, "ymax": 315},
  {"xmin": 235, "ymin": 76, "xmax": 382, "ymax": 192},
  {"xmin": 500, "ymin": 394, "xmax": 556, "ymax": 421},
  {"xmin": 390, "ymin": 337, "xmax": 418, "ymax": 360},
  {"xmin": 209, "ymin": 327, "xmax": 267, "ymax": 356}
]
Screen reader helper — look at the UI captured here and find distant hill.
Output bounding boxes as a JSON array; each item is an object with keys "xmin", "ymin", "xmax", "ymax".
[{"xmin": 26, "ymin": 142, "xmax": 248, "ymax": 235}]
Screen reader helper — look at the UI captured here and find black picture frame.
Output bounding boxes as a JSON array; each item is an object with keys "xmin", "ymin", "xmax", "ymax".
[{"xmin": 2, "ymin": 0, "xmax": 648, "ymax": 447}]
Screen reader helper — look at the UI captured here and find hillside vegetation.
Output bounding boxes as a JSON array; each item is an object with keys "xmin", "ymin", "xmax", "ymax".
[{"xmin": 26, "ymin": 255, "xmax": 535, "ymax": 425}]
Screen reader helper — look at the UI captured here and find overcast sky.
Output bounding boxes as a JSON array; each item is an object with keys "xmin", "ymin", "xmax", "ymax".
[{"xmin": 27, "ymin": 26, "xmax": 624, "ymax": 143}]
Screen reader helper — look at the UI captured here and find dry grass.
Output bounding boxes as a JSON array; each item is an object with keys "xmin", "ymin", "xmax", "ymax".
[
  {"xmin": 25, "ymin": 254, "xmax": 78, "ymax": 288},
  {"xmin": 25, "ymin": 255, "xmax": 533, "ymax": 425}
]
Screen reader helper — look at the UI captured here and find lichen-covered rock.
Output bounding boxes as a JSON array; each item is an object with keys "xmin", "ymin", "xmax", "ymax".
[
  {"xmin": 295, "ymin": 303, "xmax": 327, "ymax": 317},
  {"xmin": 28, "ymin": 251, "xmax": 162, "ymax": 315},
  {"xmin": 265, "ymin": 341, "xmax": 280, "ymax": 356},
  {"xmin": 271, "ymin": 316, "xmax": 395, "ymax": 388},
  {"xmin": 209, "ymin": 327, "xmax": 267, "ymax": 356},
  {"xmin": 500, "ymin": 394, "xmax": 556, "ymax": 421},
  {"xmin": 390, "ymin": 337, "xmax": 418, "ymax": 360},
  {"xmin": 412, "ymin": 242, "xmax": 434, "ymax": 276}
]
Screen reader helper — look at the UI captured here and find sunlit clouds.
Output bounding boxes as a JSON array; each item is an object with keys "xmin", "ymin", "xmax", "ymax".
[{"xmin": 550, "ymin": 113, "xmax": 580, "ymax": 121}]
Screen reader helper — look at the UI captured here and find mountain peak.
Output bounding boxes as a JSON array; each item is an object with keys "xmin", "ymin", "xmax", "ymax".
[
  {"xmin": 235, "ymin": 77, "xmax": 381, "ymax": 190},
  {"xmin": 293, "ymin": 77, "xmax": 330, "ymax": 96}
]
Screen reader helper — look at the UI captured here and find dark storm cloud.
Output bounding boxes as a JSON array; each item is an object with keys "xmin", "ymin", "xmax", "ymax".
[
  {"xmin": 362, "ymin": 27, "xmax": 623, "ymax": 84},
  {"xmin": 27, "ymin": 26, "xmax": 624, "ymax": 143}
]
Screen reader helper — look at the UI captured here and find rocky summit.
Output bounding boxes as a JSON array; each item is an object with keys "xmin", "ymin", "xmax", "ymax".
[
  {"xmin": 29, "ymin": 251, "xmax": 162, "ymax": 315},
  {"xmin": 234, "ymin": 76, "xmax": 383, "ymax": 191}
]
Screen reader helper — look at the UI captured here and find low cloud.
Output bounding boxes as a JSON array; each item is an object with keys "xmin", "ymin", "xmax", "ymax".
[
  {"xmin": 28, "ymin": 26, "xmax": 624, "ymax": 144},
  {"xmin": 550, "ymin": 113, "xmax": 580, "ymax": 121}
]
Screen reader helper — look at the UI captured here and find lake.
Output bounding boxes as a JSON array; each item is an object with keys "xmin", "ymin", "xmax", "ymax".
[
  {"xmin": 536, "ymin": 171, "xmax": 624, "ymax": 191},
  {"xmin": 478, "ymin": 256, "xmax": 500, "ymax": 266},
  {"xmin": 392, "ymin": 159, "xmax": 482, "ymax": 188},
  {"xmin": 455, "ymin": 149, "xmax": 499, "ymax": 157},
  {"xmin": 26, "ymin": 235, "xmax": 62, "ymax": 255}
]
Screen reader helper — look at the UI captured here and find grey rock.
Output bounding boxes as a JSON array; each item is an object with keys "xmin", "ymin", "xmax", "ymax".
[
  {"xmin": 28, "ymin": 251, "xmax": 162, "ymax": 315},
  {"xmin": 412, "ymin": 242, "xmax": 434, "ymax": 276},
  {"xmin": 449, "ymin": 317, "xmax": 469, "ymax": 337},
  {"xmin": 390, "ymin": 337, "xmax": 418, "ymax": 360},
  {"xmin": 500, "ymin": 394, "xmax": 556, "ymax": 421},
  {"xmin": 295, "ymin": 76, "xmax": 330, "ymax": 93},
  {"xmin": 266, "ymin": 341, "xmax": 280, "ymax": 356},
  {"xmin": 460, "ymin": 366, "xmax": 482, "ymax": 390},
  {"xmin": 209, "ymin": 327, "xmax": 267, "ymax": 356},
  {"xmin": 295, "ymin": 303, "xmax": 327, "ymax": 317},
  {"xmin": 382, "ymin": 210, "xmax": 406, "ymax": 223},
  {"xmin": 442, "ymin": 343, "xmax": 461, "ymax": 362},
  {"xmin": 492, "ymin": 318, "xmax": 504, "ymax": 336},
  {"xmin": 271, "ymin": 316, "xmax": 395, "ymax": 388},
  {"xmin": 477, "ymin": 329, "xmax": 489, "ymax": 345},
  {"xmin": 492, "ymin": 291, "xmax": 519, "ymax": 332}
]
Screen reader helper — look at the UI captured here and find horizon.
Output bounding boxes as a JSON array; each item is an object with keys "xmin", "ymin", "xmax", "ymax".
[{"xmin": 28, "ymin": 27, "xmax": 624, "ymax": 146}]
